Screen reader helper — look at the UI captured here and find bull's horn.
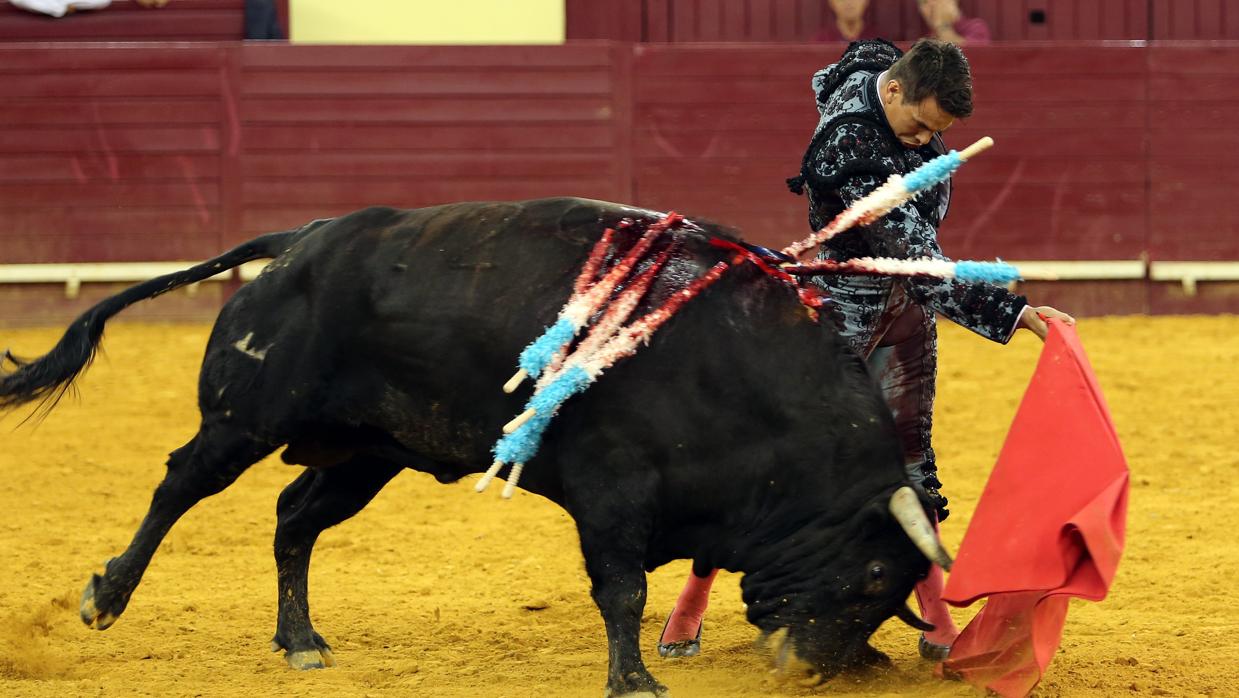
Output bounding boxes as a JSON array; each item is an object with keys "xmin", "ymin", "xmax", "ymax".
[{"xmin": 889, "ymin": 486, "xmax": 954, "ymax": 571}]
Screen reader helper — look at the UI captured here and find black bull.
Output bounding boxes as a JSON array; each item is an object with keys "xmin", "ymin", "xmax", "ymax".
[{"xmin": 0, "ymin": 198, "xmax": 952, "ymax": 697}]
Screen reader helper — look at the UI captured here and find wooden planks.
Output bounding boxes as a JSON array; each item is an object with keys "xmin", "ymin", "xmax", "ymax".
[
  {"xmin": 565, "ymin": 0, "xmax": 642, "ymax": 42},
  {"xmin": 568, "ymin": 0, "xmax": 1159, "ymax": 42},
  {"xmin": 231, "ymin": 43, "xmax": 628, "ymax": 244},
  {"xmin": 0, "ymin": 44, "xmax": 226, "ymax": 263},
  {"xmin": 2, "ymin": 41, "xmax": 1239, "ymax": 318},
  {"xmin": 1151, "ymin": 0, "xmax": 1239, "ymax": 40},
  {"xmin": 942, "ymin": 45, "xmax": 1149, "ymax": 261},
  {"xmin": 0, "ymin": 0, "xmax": 245, "ymax": 42},
  {"xmin": 1147, "ymin": 44, "xmax": 1239, "ymax": 260},
  {"xmin": 631, "ymin": 44, "xmax": 823, "ymax": 247},
  {"xmin": 631, "ymin": 44, "xmax": 1154, "ymax": 259}
]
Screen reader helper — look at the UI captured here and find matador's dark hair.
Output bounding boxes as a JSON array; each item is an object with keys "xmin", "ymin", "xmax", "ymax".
[{"xmin": 888, "ymin": 38, "xmax": 973, "ymax": 118}]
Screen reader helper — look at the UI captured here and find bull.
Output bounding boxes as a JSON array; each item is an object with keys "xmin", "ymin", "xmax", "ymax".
[{"xmin": 0, "ymin": 197, "xmax": 952, "ymax": 697}]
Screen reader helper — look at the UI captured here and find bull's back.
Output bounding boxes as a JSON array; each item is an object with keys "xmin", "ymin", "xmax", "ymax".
[
  {"xmin": 345, "ymin": 197, "xmax": 664, "ymax": 379},
  {"xmin": 199, "ymin": 198, "xmax": 900, "ymax": 513},
  {"xmin": 203, "ymin": 198, "xmax": 675, "ymax": 466}
]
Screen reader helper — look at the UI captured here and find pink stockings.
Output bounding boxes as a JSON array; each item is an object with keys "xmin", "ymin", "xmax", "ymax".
[
  {"xmin": 658, "ymin": 569, "xmax": 717, "ymax": 646},
  {"xmin": 660, "ymin": 563, "xmax": 958, "ymax": 650},
  {"xmin": 915, "ymin": 561, "xmax": 959, "ymax": 646}
]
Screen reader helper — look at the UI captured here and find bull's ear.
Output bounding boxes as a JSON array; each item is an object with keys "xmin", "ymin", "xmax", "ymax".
[{"xmin": 853, "ymin": 497, "xmax": 893, "ymax": 534}]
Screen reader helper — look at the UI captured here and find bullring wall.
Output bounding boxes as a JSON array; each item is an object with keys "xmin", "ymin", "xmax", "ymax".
[
  {"xmin": 568, "ymin": 0, "xmax": 1239, "ymax": 42},
  {"xmin": 1, "ymin": 41, "xmax": 1236, "ymax": 321}
]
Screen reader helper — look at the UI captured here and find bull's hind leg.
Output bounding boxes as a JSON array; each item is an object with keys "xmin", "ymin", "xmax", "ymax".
[
  {"xmin": 80, "ymin": 425, "xmax": 273, "ymax": 630},
  {"xmin": 271, "ymin": 458, "xmax": 403, "ymax": 670}
]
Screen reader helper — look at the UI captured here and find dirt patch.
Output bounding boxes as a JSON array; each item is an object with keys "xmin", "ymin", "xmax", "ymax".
[
  {"xmin": 0, "ymin": 592, "xmax": 79, "ymax": 681},
  {"xmin": 1, "ymin": 317, "xmax": 1237, "ymax": 696}
]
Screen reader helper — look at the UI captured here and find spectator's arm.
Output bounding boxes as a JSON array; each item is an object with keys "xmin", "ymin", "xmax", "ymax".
[
  {"xmin": 919, "ymin": 0, "xmax": 991, "ymax": 46},
  {"xmin": 951, "ymin": 17, "xmax": 991, "ymax": 45}
]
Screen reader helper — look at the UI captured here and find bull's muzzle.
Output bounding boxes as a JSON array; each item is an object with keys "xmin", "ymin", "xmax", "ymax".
[{"xmin": 768, "ymin": 626, "xmax": 891, "ymax": 686}]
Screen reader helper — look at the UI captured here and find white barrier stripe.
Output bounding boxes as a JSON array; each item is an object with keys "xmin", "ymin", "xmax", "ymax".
[{"xmin": 0, "ymin": 259, "xmax": 1173, "ymax": 288}]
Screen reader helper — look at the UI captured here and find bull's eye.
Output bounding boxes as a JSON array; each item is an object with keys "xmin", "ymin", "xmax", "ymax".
[{"xmin": 864, "ymin": 561, "xmax": 888, "ymax": 595}]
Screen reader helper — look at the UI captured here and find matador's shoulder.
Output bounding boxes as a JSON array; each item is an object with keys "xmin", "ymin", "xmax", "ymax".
[
  {"xmin": 808, "ymin": 118, "xmax": 904, "ymax": 188},
  {"xmin": 812, "ymin": 39, "xmax": 902, "ymax": 105}
]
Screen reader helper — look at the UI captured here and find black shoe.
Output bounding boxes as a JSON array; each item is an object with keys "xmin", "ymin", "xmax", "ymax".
[
  {"xmin": 656, "ymin": 614, "xmax": 702, "ymax": 658},
  {"xmin": 918, "ymin": 633, "xmax": 951, "ymax": 661}
]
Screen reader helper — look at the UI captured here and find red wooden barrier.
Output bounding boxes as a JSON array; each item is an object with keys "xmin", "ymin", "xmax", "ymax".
[
  {"xmin": 629, "ymin": 44, "xmax": 821, "ymax": 246},
  {"xmin": 0, "ymin": 0, "xmax": 246, "ymax": 42},
  {"xmin": 997, "ymin": 0, "xmax": 1149, "ymax": 41},
  {"xmin": 2, "ymin": 41, "xmax": 1239, "ymax": 321},
  {"xmin": 569, "ymin": 0, "xmax": 1239, "ymax": 42},
  {"xmin": 1152, "ymin": 0, "xmax": 1239, "ymax": 40},
  {"xmin": 231, "ymin": 43, "xmax": 632, "ymax": 245},
  {"xmin": 1147, "ymin": 43, "xmax": 1239, "ymax": 261},
  {"xmin": 944, "ymin": 44, "xmax": 1149, "ymax": 261},
  {"xmin": 629, "ymin": 43, "xmax": 1151, "ymax": 260},
  {"xmin": 0, "ymin": 44, "xmax": 227, "ymax": 263}
]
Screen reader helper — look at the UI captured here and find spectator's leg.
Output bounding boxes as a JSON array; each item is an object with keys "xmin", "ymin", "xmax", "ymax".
[{"xmin": 245, "ymin": 0, "xmax": 285, "ymax": 40}]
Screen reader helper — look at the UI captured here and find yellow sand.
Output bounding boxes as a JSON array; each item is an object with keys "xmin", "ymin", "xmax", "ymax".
[{"xmin": 1, "ymin": 316, "xmax": 1237, "ymax": 697}]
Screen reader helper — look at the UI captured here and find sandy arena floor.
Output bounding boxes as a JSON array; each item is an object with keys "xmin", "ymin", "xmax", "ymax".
[{"xmin": 1, "ymin": 316, "xmax": 1237, "ymax": 697}]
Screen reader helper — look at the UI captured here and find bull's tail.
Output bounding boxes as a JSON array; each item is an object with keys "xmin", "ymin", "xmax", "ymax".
[{"xmin": 0, "ymin": 224, "xmax": 317, "ymax": 413}]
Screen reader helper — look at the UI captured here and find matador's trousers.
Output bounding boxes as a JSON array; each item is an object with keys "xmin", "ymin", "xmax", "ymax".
[{"xmin": 818, "ymin": 276, "xmax": 949, "ymax": 518}]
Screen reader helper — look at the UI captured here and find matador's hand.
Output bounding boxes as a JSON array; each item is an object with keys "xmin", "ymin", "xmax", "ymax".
[{"xmin": 1018, "ymin": 305, "xmax": 1076, "ymax": 341}]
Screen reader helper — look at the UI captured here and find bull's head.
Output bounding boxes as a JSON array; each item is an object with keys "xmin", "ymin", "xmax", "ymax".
[{"xmin": 739, "ymin": 486, "xmax": 952, "ymax": 681}]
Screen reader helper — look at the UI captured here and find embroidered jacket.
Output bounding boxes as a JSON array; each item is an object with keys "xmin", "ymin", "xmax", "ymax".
[{"xmin": 789, "ymin": 40, "xmax": 1027, "ymax": 352}]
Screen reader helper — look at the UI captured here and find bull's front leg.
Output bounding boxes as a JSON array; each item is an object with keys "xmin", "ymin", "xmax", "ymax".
[{"xmin": 580, "ymin": 541, "xmax": 667, "ymax": 698}]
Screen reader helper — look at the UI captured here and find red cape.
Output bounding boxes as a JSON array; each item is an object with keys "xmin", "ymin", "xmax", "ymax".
[{"xmin": 940, "ymin": 319, "xmax": 1129, "ymax": 697}]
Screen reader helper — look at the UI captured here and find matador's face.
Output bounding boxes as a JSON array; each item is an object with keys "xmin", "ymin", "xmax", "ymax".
[{"xmin": 879, "ymin": 78, "xmax": 955, "ymax": 149}]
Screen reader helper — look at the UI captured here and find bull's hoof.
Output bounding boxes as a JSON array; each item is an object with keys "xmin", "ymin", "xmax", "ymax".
[
  {"xmin": 604, "ymin": 671, "xmax": 669, "ymax": 698},
  {"xmin": 846, "ymin": 643, "xmax": 893, "ymax": 672},
  {"xmin": 272, "ymin": 630, "xmax": 336, "ymax": 670},
  {"xmin": 284, "ymin": 647, "xmax": 336, "ymax": 670},
  {"xmin": 765, "ymin": 628, "xmax": 798, "ymax": 672},
  {"xmin": 79, "ymin": 569, "xmax": 125, "ymax": 630}
]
